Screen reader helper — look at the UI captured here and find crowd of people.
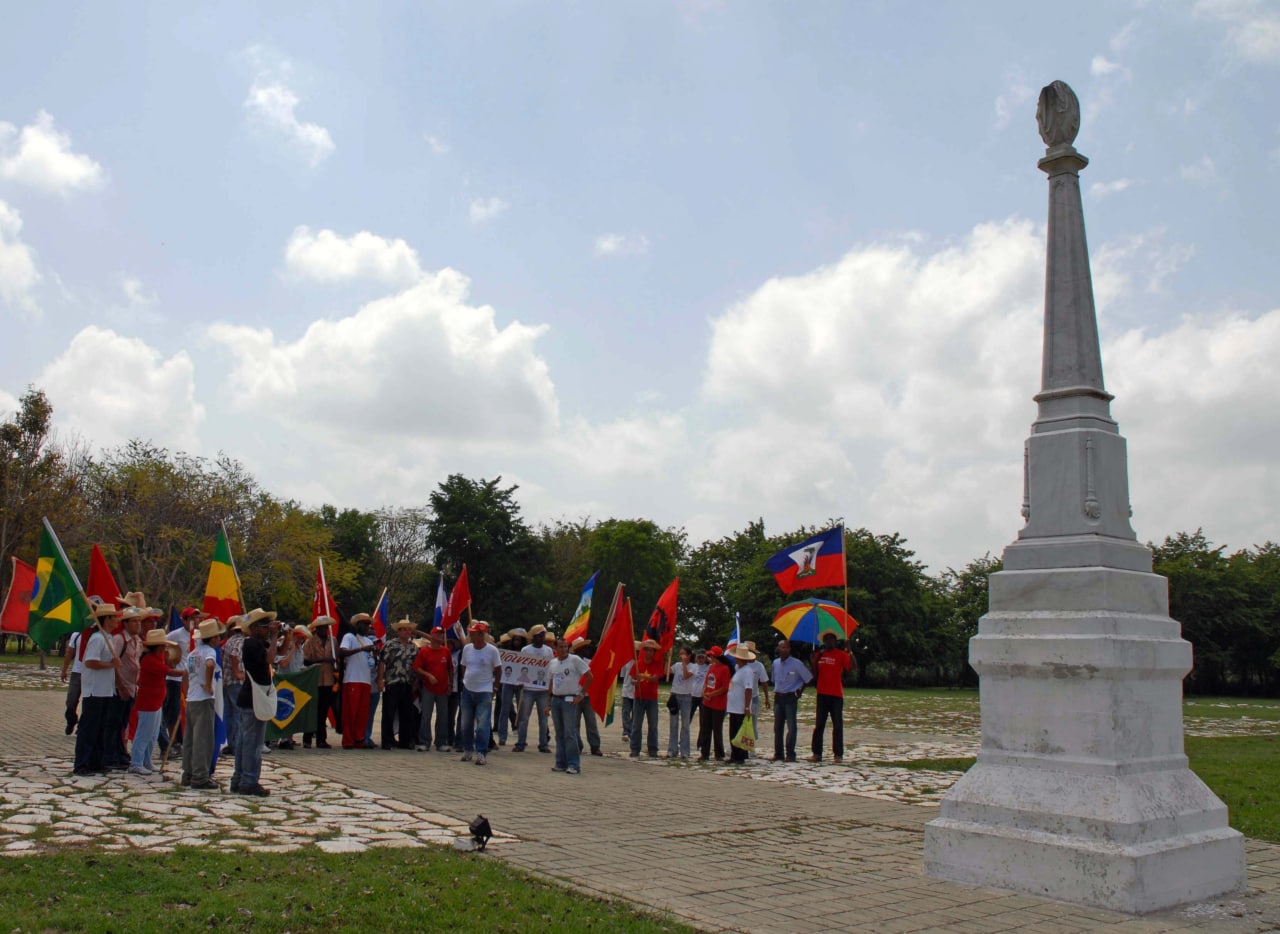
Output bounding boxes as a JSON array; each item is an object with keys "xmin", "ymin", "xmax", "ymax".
[{"xmin": 61, "ymin": 595, "xmax": 858, "ymax": 794}]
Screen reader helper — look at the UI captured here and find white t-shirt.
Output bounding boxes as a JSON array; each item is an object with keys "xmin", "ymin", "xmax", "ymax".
[
  {"xmin": 691, "ymin": 662, "xmax": 709, "ymax": 698},
  {"xmin": 340, "ymin": 633, "xmax": 375, "ymax": 685},
  {"xmin": 549, "ymin": 654, "xmax": 590, "ymax": 696},
  {"xmin": 67, "ymin": 631, "xmax": 85, "ymax": 676},
  {"xmin": 519, "ymin": 643, "xmax": 554, "ymax": 691},
  {"xmin": 167, "ymin": 625, "xmax": 193, "ymax": 682},
  {"xmin": 669, "ymin": 661, "xmax": 698, "ymax": 696},
  {"xmin": 81, "ymin": 631, "xmax": 116, "ymax": 698},
  {"xmin": 726, "ymin": 666, "xmax": 756, "ymax": 716},
  {"xmin": 185, "ymin": 643, "xmax": 219, "ymax": 703},
  {"xmin": 461, "ymin": 642, "xmax": 501, "ymax": 693},
  {"xmin": 749, "ymin": 659, "xmax": 769, "ymax": 688},
  {"xmin": 620, "ymin": 660, "xmax": 635, "ymax": 699}
]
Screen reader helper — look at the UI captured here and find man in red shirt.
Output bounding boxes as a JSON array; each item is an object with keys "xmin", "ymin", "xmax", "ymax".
[
  {"xmin": 809, "ymin": 632, "xmax": 853, "ymax": 762},
  {"xmin": 697, "ymin": 646, "xmax": 730, "ymax": 762},
  {"xmin": 629, "ymin": 639, "xmax": 665, "ymax": 757},
  {"xmin": 414, "ymin": 627, "xmax": 454, "ymax": 751}
]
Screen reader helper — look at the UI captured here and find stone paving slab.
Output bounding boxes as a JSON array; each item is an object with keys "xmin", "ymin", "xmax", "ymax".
[{"xmin": 3, "ymin": 688, "xmax": 1280, "ymax": 932}]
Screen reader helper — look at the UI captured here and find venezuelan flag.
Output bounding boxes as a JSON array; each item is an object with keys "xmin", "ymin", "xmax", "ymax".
[
  {"xmin": 202, "ymin": 527, "xmax": 243, "ymax": 622},
  {"xmin": 563, "ymin": 570, "xmax": 598, "ymax": 644}
]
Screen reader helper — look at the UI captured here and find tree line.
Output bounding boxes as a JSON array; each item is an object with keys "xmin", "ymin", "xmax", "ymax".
[{"xmin": 3, "ymin": 388, "xmax": 1277, "ymax": 695}]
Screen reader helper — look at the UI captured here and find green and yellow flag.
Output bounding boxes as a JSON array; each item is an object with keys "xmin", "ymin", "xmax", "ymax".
[
  {"xmin": 28, "ymin": 519, "xmax": 91, "ymax": 652},
  {"xmin": 267, "ymin": 664, "xmax": 321, "ymax": 740},
  {"xmin": 202, "ymin": 525, "xmax": 243, "ymax": 622}
]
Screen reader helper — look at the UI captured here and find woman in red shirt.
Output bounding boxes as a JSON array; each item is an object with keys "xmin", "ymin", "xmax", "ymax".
[
  {"xmin": 697, "ymin": 646, "xmax": 731, "ymax": 761},
  {"xmin": 129, "ymin": 628, "xmax": 183, "ymax": 775}
]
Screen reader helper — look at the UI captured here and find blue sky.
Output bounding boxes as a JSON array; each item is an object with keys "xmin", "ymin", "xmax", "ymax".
[{"xmin": 3, "ymin": 1, "xmax": 1278, "ymax": 572}]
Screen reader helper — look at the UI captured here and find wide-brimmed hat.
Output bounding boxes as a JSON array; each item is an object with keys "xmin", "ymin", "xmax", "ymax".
[
  {"xmin": 350, "ymin": 612, "xmax": 372, "ymax": 625},
  {"xmin": 727, "ymin": 644, "xmax": 756, "ymax": 662},
  {"xmin": 498, "ymin": 633, "xmax": 512, "ymax": 645},
  {"xmin": 143, "ymin": 628, "xmax": 177, "ymax": 649},
  {"xmin": 226, "ymin": 615, "xmax": 248, "ymax": 633},
  {"xmin": 245, "ymin": 608, "xmax": 277, "ymax": 627},
  {"xmin": 196, "ymin": 618, "xmax": 223, "ymax": 641},
  {"xmin": 743, "ymin": 641, "xmax": 757, "ymax": 652},
  {"xmin": 508, "ymin": 627, "xmax": 528, "ymax": 639},
  {"xmin": 290, "ymin": 624, "xmax": 311, "ymax": 639},
  {"xmin": 392, "ymin": 618, "xmax": 415, "ymax": 633},
  {"xmin": 527, "ymin": 624, "xmax": 548, "ymax": 639},
  {"xmin": 120, "ymin": 606, "xmax": 149, "ymax": 620},
  {"xmin": 639, "ymin": 638, "xmax": 661, "ymax": 651},
  {"xmin": 92, "ymin": 603, "xmax": 119, "ymax": 618},
  {"xmin": 311, "ymin": 615, "xmax": 335, "ymax": 628},
  {"xmin": 468, "ymin": 620, "xmax": 490, "ymax": 634},
  {"xmin": 144, "ymin": 607, "xmax": 164, "ymax": 619},
  {"xmin": 117, "ymin": 591, "xmax": 148, "ymax": 610},
  {"xmin": 569, "ymin": 637, "xmax": 592, "ymax": 652}
]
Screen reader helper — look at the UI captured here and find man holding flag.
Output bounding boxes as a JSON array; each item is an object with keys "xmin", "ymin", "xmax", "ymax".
[{"xmin": 72, "ymin": 602, "xmax": 121, "ymax": 775}]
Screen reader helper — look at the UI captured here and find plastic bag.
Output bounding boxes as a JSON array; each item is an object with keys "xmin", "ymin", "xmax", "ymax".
[{"xmin": 731, "ymin": 713, "xmax": 756, "ymax": 751}]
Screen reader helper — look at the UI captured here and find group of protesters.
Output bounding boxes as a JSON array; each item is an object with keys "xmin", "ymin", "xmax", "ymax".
[{"xmin": 61, "ymin": 593, "xmax": 857, "ymax": 792}]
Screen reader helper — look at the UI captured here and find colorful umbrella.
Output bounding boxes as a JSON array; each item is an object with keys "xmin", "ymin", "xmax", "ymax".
[{"xmin": 770, "ymin": 598, "xmax": 859, "ymax": 644}]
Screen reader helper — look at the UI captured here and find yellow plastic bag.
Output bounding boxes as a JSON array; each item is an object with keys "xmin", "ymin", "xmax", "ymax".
[{"xmin": 731, "ymin": 713, "xmax": 756, "ymax": 752}]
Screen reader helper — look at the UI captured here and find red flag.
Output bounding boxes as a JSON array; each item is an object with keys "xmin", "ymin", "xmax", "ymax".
[
  {"xmin": 588, "ymin": 584, "xmax": 636, "ymax": 721},
  {"xmin": 87, "ymin": 544, "xmax": 121, "ymax": 604},
  {"xmin": 311, "ymin": 559, "xmax": 335, "ymax": 622},
  {"xmin": 643, "ymin": 577, "xmax": 679, "ymax": 655},
  {"xmin": 0, "ymin": 557, "xmax": 35, "ymax": 634},
  {"xmin": 443, "ymin": 565, "xmax": 471, "ymax": 634}
]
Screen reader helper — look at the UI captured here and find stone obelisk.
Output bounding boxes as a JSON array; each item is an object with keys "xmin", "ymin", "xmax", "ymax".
[{"xmin": 922, "ymin": 81, "xmax": 1246, "ymax": 913}]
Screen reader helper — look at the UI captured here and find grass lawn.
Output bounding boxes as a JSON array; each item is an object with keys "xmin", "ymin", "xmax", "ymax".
[
  {"xmin": 1186, "ymin": 734, "xmax": 1280, "ymax": 843},
  {"xmin": 0, "ymin": 846, "xmax": 692, "ymax": 934},
  {"xmin": 1184, "ymin": 696, "xmax": 1280, "ymax": 722}
]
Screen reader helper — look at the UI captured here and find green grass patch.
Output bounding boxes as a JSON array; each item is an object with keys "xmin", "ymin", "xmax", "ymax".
[
  {"xmin": 1187, "ymin": 734, "xmax": 1280, "ymax": 843},
  {"xmin": 1183, "ymin": 696, "xmax": 1280, "ymax": 722},
  {"xmin": 877, "ymin": 757, "xmax": 976, "ymax": 772},
  {"xmin": 0, "ymin": 846, "xmax": 691, "ymax": 934}
]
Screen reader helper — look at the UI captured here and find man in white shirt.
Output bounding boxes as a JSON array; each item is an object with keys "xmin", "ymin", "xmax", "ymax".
[
  {"xmin": 725, "ymin": 644, "xmax": 757, "ymax": 765},
  {"xmin": 513, "ymin": 624, "xmax": 554, "ymax": 753},
  {"xmin": 457, "ymin": 621, "xmax": 501, "ymax": 765},
  {"xmin": 339, "ymin": 613, "xmax": 377, "ymax": 749},
  {"xmin": 549, "ymin": 637, "xmax": 592, "ymax": 774},
  {"xmin": 61, "ymin": 628, "xmax": 86, "ymax": 735},
  {"xmin": 73, "ymin": 604, "xmax": 121, "ymax": 775},
  {"xmin": 181, "ymin": 618, "xmax": 224, "ymax": 790}
]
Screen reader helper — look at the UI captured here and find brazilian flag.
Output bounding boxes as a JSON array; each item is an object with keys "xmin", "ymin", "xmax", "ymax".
[
  {"xmin": 267, "ymin": 664, "xmax": 320, "ymax": 739},
  {"xmin": 28, "ymin": 520, "xmax": 91, "ymax": 652}
]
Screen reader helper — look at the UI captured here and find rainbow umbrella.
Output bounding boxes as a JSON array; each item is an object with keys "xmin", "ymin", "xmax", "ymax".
[{"xmin": 770, "ymin": 598, "xmax": 859, "ymax": 645}]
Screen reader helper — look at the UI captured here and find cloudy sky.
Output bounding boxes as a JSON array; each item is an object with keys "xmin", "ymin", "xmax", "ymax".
[{"xmin": 2, "ymin": 1, "xmax": 1278, "ymax": 572}]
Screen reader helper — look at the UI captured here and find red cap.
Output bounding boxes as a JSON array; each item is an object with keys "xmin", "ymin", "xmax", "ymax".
[
  {"xmin": 430, "ymin": 626, "xmax": 445, "ymax": 634},
  {"xmin": 181, "ymin": 606, "xmax": 201, "ymax": 619},
  {"xmin": 706, "ymin": 646, "xmax": 724, "ymax": 657},
  {"xmin": 468, "ymin": 621, "xmax": 490, "ymax": 634}
]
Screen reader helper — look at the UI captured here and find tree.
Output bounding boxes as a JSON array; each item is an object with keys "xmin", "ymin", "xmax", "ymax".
[
  {"xmin": 425, "ymin": 475, "xmax": 551, "ymax": 630},
  {"xmin": 0, "ymin": 387, "xmax": 80, "ymax": 573},
  {"xmin": 936, "ymin": 554, "xmax": 1001, "ymax": 686},
  {"xmin": 586, "ymin": 518, "xmax": 685, "ymax": 643}
]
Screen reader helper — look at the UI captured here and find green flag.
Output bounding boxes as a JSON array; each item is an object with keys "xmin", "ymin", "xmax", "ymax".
[
  {"xmin": 267, "ymin": 664, "xmax": 321, "ymax": 740},
  {"xmin": 28, "ymin": 519, "xmax": 91, "ymax": 652}
]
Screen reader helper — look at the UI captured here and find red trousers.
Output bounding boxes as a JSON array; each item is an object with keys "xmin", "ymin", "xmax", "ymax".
[{"xmin": 341, "ymin": 682, "xmax": 370, "ymax": 748}]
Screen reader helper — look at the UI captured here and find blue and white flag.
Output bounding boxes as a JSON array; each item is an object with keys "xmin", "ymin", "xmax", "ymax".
[
  {"xmin": 433, "ymin": 572, "xmax": 449, "ymax": 631},
  {"xmin": 726, "ymin": 613, "xmax": 741, "ymax": 651}
]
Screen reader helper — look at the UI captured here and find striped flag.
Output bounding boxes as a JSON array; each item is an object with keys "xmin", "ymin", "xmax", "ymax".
[
  {"xmin": 432, "ymin": 573, "xmax": 448, "ymax": 631},
  {"xmin": 563, "ymin": 570, "xmax": 599, "ymax": 644},
  {"xmin": 202, "ymin": 526, "xmax": 243, "ymax": 622},
  {"xmin": 726, "ymin": 613, "xmax": 741, "ymax": 651},
  {"xmin": 370, "ymin": 588, "xmax": 390, "ymax": 640}
]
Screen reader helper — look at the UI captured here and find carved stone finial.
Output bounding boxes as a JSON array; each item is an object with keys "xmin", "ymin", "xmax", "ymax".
[{"xmin": 1036, "ymin": 80, "xmax": 1080, "ymax": 148}]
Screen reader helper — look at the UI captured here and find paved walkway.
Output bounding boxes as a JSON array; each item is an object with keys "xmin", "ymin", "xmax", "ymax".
[{"xmin": 2, "ymin": 689, "xmax": 1280, "ymax": 932}]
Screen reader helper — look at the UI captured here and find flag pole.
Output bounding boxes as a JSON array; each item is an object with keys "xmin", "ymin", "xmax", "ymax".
[{"xmin": 42, "ymin": 517, "xmax": 118, "ymax": 662}]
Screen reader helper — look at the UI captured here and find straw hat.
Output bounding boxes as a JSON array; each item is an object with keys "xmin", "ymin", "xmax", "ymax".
[
  {"xmin": 508, "ymin": 627, "xmax": 528, "ymax": 640},
  {"xmin": 117, "ymin": 591, "xmax": 148, "ymax": 610},
  {"xmin": 391, "ymin": 618, "xmax": 415, "ymax": 633},
  {"xmin": 498, "ymin": 633, "xmax": 512, "ymax": 645},
  {"xmin": 527, "ymin": 624, "xmax": 549, "ymax": 640},
  {"xmin": 290, "ymin": 624, "xmax": 311, "ymax": 639},
  {"xmin": 569, "ymin": 637, "xmax": 592, "ymax": 652},
  {"xmin": 245, "ymin": 608, "xmax": 277, "ymax": 627},
  {"xmin": 120, "ymin": 606, "xmax": 149, "ymax": 621},
  {"xmin": 311, "ymin": 615, "xmax": 335, "ymax": 628},
  {"xmin": 143, "ymin": 628, "xmax": 177, "ymax": 649},
  {"xmin": 196, "ymin": 618, "xmax": 223, "ymax": 641},
  {"xmin": 639, "ymin": 638, "xmax": 661, "ymax": 651},
  {"xmin": 92, "ymin": 603, "xmax": 119, "ymax": 618},
  {"xmin": 727, "ymin": 644, "xmax": 756, "ymax": 662},
  {"xmin": 144, "ymin": 607, "xmax": 164, "ymax": 619},
  {"xmin": 350, "ymin": 612, "xmax": 372, "ymax": 625},
  {"xmin": 226, "ymin": 615, "xmax": 248, "ymax": 633}
]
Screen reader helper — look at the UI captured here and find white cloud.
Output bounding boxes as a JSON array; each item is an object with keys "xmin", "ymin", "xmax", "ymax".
[
  {"xmin": 242, "ymin": 49, "xmax": 333, "ymax": 167},
  {"xmin": 207, "ymin": 269, "xmax": 557, "ymax": 444},
  {"xmin": 283, "ymin": 226, "xmax": 424, "ymax": 286},
  {"xmin": 1088, "ymin": 178, "xmax": 1135, "ymax": 199},
  {"xmin": 1090, "ymin": 55, "xmax": 1127, "ymax": 78},
  {"xmin": 994, "ymin": 71, "xmax": 1036, "ymax": 130},
  {"xmin": 1092, "ymin": 229, "xmax": 1196, "ymax": 298},
  {"xmin": 468, "ymin": 197, "xmax": 509, "ymax": 225},
  {"xmin": 424, "ymin": 135, "xmax": 450, "ymax": 155},
  {"xmin": 593, "ymin": 233, "xmax": 650, "ymax": 257},
  {"xmin": 695, "ymin": 217, "xmax": 1280, "ymax": 570},
  {"xmin": 0, "ymin": 111, "xmax": 104, "ymax": 195},
  {"xmin": 1195, "ymin": 0, "xmax": 1280, "ymax": 64},
  {"xmin": 120, "ymin": 274, "xmax": 155, "ymax": 307},
  {"xmin": 0, "ymin": 200, "xmax": 40, "ymax": 316},
  {"xmin": 1180, "ymin": 155, "xmax": 1217, "ymax": 184},
  {"xmin": 1109, "ymin": 20, "xmax": 1139, "ymax": 52},
  {"xmin": 38, "ymin": 326, "xmax": 204, "ymax": 450}
]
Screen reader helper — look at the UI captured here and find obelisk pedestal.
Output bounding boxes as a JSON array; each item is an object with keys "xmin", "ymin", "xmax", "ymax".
[{"xmin": 922, "ymin": 81, "xmax": 1246, "ymax": 913}]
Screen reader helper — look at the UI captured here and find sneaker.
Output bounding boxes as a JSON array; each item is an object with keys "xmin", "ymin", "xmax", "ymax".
[
  {"xmin": 566, "ymin": 766, "xmax": 579, "ymax": 775},
  {"xmin": 127, "ymin": 765, "xmax": 153, "ymax": 776},
  {"xmin": 179, "ymin": 776, "xmax": 191, "ymax": 787},
  {"xmin": 414, "ymin": 744, "xmax": 428, "ymax": 752},
  {"xmin": 191, "ymin": 779, "xmax": 220, "ymax": 791},
  {"xmin": 262, "ymin": 745, "xmax": 272, "ymax": 755},
  {"xmin": 551, "ymin": 765, "xmax": 566, "ymax": 772},
  {"xmin": 474, "ymin": 754, "xmax": 486, "ymax": 766},
  {"xmin": 460, "ymin": 751, "xmax": 473, "ymax": 762}
]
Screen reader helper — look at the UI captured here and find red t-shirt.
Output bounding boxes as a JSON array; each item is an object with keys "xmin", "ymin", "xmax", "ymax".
[
  {"xmin": 632, "ymin": 654, "xmax": 664, "ymax": 701},
  {"xmin": 814, "ymin": 648, "xmax": 852, "ymax": 696},
  {"xmin": 701, "ymin": 661, "xmax": 731, "ymax": 712},
  {"xmin": 135, "ymin": 651, "xmax": 170, "ymax": 712},
  {"xmin": 414, "ymin": 645, "xmax": 452, "ymax": 695}
]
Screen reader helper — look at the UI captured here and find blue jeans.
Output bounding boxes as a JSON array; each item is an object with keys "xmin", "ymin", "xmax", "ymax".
[
  {"xmin": 223, "ymin": 680, "xmax": 242, "ymax": 753},
  {"xmin": 458, "ymin": 688, "xmax": 492, "ymax": 754},
  {"xmin": 621, "ymin": 697, "xmax": 634, "ymax": 737},
  {"xmin": 773, "ymin": 692, "xmax": 800, "ymax": 759},
  {"xmin": 551, "ymin": 696, "xmax": 582, "ymax": 771},
  {"xmin": 667, "ymin": 693, "xmax": 692, "ymax": 757},
  {"xmin": 515, "ymin": 690, "xmax": 550, "ymax": 750},
  {"xmin": 630, "ymin": 698, "xmax": 659, "ymax": 755},
  {"xmin": 495, "ymin": 683, "xmax": 520, "ymax": 743},
  {"xmin": 131, "ymin": 708, "xmax": 163, "ymax": 770},
  {"xmin": 418, "ymin": 692, "xmax": 451, "ymax": 748},
  {"xmin": 233, "ymin": 708, "xmax": 267, "ymax": 790}
]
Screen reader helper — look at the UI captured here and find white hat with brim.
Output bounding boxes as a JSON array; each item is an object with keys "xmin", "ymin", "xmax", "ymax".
[
  {"xmin": 350, "ymin": 613, "xmax": 372, "ymax": 625},
  {"xmin": 245, "ymin": 608, "xmax": 277, "ymax": 627},
  {"xmin": 569, "ymin": 637, "xmax": 593, "ymax": 652},
  {"xmin": 92, "ymin": 603, "xmax": 119, "ymax": 618},
  {"xmin": 392, "ymin": 618, "xmax": 415, "ymax": 633},
  {"xmin": 196, "ymin": 618, "xmax": 224, "ymax": 641},
  {"xmin": 727, "ymin": 644, "xmax": 757, "ymax": 662},
  {"xmin": 117, "ymin": 591, "xmax": 148, "ymax": 610},
  {"xmin": 143, "ymin": 628, "xmax": 177, "ymax": 649}
]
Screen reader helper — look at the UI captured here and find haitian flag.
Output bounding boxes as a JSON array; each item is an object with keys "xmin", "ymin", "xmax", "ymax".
[
  {"xmin": 642, "ymin": 577, "xmax": 678, "ymax": 655},
  {"xmin": 370, "ymin": 588, "xmax": 389, "ymax": 640},
  {"xmin": 764, "ymin": 526, "xmax": 846, "ymax": 594},
  {"xmin": 267, "ymin": 663, "xmax": 321, "ymax": 740}
]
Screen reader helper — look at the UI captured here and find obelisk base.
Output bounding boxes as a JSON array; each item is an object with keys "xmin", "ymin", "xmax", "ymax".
[{"xmin": 924, "ymin": 763, "xmax": 1245, "ymax": 912}]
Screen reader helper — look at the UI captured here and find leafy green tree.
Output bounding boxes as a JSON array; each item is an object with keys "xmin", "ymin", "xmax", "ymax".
[
  {"xmin": 586, "ymin": 518, "xmax": 685, "ymax": 643},
  {"xmin": 538, "ymin": 518, "xmax": 596, "ymax": 630},
  {"xmin": 936, "ymin": 554, "xmax": 1001, "ymax": 686},
  {"xmin": 318, "ymin": 505, "xmax": 381, "ymax": 609},
  {"xmin": 0, "ymin": 387, "xmax": 80, "ymax": 573}
]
